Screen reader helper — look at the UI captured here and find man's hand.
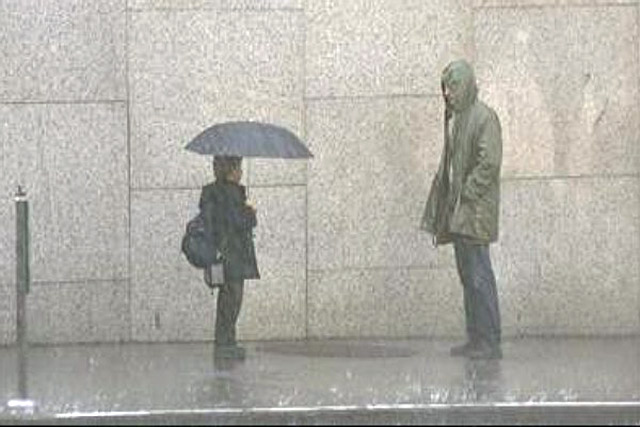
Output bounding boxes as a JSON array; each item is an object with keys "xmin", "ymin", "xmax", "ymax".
[{"xmin": 246, "ymin": 200, "xmax": 256, "ymax": 213}]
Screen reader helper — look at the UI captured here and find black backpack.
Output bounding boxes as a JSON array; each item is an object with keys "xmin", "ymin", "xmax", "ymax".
[{"xmin": 181, "ymin": 211, "xmax": 222, "ymax": 269}]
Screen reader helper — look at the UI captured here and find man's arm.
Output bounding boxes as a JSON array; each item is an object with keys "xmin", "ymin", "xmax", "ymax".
[{"xmin": 199, "ymin": 187, "xmax": 218, "ymax": 239}]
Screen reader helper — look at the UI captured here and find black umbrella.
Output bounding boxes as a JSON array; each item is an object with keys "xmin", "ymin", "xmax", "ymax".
[{"xmin": 185, "ymin": 121, "xmax": 313, "ymax": 159}]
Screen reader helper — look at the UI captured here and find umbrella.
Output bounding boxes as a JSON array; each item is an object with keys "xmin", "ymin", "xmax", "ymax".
[{"xmin": 185, "ymin": 121, "xmax": 313, "ymax": 159}]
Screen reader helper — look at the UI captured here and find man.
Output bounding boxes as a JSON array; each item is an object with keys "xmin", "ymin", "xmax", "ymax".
[
  {"xmin": 200, "ymin": 155, "xmax": 260, "ymax": 360},
  {"xmin": 421, "ymin": 59, "xmax": 503, "ymax": 360}
]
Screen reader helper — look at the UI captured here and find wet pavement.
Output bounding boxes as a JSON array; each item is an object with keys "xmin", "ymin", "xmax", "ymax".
[{"xmin": 0, "ymin": 337, "xmax": 638, "ymax": 424}]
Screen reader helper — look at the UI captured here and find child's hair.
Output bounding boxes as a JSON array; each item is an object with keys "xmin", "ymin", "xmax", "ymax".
[{"xmin": 213, "ymin": 155, "xmax": 242, "ymax": 181}]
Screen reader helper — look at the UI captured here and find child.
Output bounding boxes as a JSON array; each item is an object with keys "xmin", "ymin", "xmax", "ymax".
[{"xmin": 199, "ymin": 155, "xmax": 259, "ymax": 359}]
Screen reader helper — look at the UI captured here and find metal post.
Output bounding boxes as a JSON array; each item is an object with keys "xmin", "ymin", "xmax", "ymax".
[{"xmin": 6, "ymin": 186, "xmax": 35, "ymax": 415}]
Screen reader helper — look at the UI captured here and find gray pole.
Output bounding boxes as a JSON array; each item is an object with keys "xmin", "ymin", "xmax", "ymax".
[{"xmin": 7, "ymin": 185, "xmax": 35, "ymax": 414}]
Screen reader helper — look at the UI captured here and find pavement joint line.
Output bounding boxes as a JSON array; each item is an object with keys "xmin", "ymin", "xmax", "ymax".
[{"xmin": 53, "ymin": 401, "xmax": 640, "ymax": 418}]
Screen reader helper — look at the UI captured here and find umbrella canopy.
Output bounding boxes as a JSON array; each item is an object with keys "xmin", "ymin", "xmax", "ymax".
[{"xmin": 185, "ymin": 121, "xmax": 313, "ymax": 159}]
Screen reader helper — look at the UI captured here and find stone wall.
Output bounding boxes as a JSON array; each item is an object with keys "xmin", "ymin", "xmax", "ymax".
[{"xmin": 0, "ymin": 0, "xmax": 638, "ymax": 344}]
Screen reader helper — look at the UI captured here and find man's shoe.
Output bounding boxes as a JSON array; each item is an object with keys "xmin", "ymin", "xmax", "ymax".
[
  {"xmin": 450, "ymin": 341, "xmax": 476, "ymax": 357},
  {"xmin": 467, "ymin": 343, "xmax": 502, "ymax": 360}
]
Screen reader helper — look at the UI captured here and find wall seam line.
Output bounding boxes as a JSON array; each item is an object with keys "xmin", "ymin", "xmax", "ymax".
[
  {"xmin": 636, "ymin": 1, "xmax": 640, "ymax": 333},
  {"xmin": 304, "ymin": 94, "xmax": 435, "ymax": 102},
  {"xmin": 128, "ymin": 7, "xmax": 303, "ymax": 13},
  {"xmin": 302, "ymin": 0, "xmax": 310, "ymax": 340},
  {"xmin": 0, "ymin": 100, "xmax": 126, "ymax": 105},
  {"xmin": 125, "ymin": 0, "xmax": 134, "ymax": 343},
  {"xmin": 473, "ymin": 2, "xmax": 638, "ymax": 10}
]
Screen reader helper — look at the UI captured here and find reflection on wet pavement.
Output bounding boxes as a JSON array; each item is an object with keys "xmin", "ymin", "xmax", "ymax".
[
  {"xmin": 258, "ymin": 340, "xmax": 416, "ymax": 358},
  {"xmin": 0, "ymin": 337, "xmax": 638, "ymax": 423}
]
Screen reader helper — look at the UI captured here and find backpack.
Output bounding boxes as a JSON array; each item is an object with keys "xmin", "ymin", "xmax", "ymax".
[{"xmin": 181, "ymin": 211, "xmax": 222, "ymax": 269}]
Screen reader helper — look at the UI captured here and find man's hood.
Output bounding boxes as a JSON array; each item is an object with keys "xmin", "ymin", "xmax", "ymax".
[{"xmin": 441, "ymin": 59, "xmax": 478, "ymax": 112}]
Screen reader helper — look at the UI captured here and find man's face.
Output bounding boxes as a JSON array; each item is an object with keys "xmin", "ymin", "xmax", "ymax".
[
  {"xmin": 442, "ymin": 74, "xmax": 466, "ymax": 112},
  {"xmin": 228, "ymin": 165, "xmax": 243, "ymax": 183}
]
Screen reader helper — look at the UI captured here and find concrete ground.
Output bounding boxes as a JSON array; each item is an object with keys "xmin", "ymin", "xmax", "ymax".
[{"xmin": 0, "ymin": 337, "xmax": 638, "ymax": 425}]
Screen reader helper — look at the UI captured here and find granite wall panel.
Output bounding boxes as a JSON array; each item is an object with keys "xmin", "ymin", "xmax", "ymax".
[
  {"xmin": 305, "ymin": 0, "xmax": 472, "ymax": 97},
  {"xmin": 307, "ymin": 267, "xmax": 465, "ymax": 339},
  {"xmin": 26, "ymin": 280, "xmax": 130, "ymax": 344},
  {"xmin": 0, "ymin": 104, "xmax": 129, "ymax": 284},
  {"xmin": 306, "ymin": 96, "xmax": 448, "ymax": 271},
  {"xmin": 0, "ymin": 0, "xmax": 125, "ymax": 102},
  {"xmin": 474, "ymin": 5, "xmax": 639, "ymax": 178},
  {"xmin": 494, "ymin": 177, "xmax": 640, "ymax": 334}
]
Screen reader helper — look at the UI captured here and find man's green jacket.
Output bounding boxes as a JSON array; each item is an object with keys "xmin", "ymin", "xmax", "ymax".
[{"xmin": 421, "ymin": 98, "xmax": 503, "ymax": 245}]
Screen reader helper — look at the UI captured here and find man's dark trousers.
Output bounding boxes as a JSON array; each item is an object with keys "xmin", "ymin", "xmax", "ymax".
[
  {"xmin": 215, "ymin": 280, "xmax": 244, "ymax": 345},
  {"xmin": 453, "ymin": 238, "xmax": 501, "ymax": 348}
]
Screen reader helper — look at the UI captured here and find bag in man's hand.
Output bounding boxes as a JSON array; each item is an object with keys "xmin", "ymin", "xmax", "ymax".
[{"xmin": 181, "ymin": 211, "xmax": 221, "ymax": 269}]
